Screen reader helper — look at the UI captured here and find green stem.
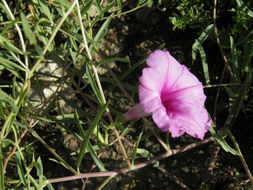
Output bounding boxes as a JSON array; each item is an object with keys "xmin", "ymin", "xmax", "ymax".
[
  {"xmin": 30, "ymin": 129, "xmax": 77, "ymax": 175},
  {"xmin": 0, "ymin": 143, "xmax": 5, "ymax": 190},
  {"xmin": 96, "ymin": 176, "xmax": 114, "ymax": 190},
  {"xmin": 1, "ymin": 80, "xmax": 29, "ymax": 139},
  {"xmin": 99, "ymin": 3, "xmax": 147, "ymax": 21},
  {"xmin": 226, "ymin": 128, "xmax": 253, "ymax": 182},
  {"xmin": 76, "ymin": 0, "xmax": 92, "ymax": 60}
]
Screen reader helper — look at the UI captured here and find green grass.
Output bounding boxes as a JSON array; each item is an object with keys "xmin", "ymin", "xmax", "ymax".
[{"xmin": 0, "ymin": 0, "xmax": 253, "ymax": 189}]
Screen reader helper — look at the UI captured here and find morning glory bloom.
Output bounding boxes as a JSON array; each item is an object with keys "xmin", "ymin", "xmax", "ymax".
[{"xmin": 124, "ymin": 50, "xmax": 211, "ymax": 139}]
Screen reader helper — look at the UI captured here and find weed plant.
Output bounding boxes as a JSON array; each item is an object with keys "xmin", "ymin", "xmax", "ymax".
[{"xmin": 0, "ymin": 0, "xmax": 253, "ymax": 189}]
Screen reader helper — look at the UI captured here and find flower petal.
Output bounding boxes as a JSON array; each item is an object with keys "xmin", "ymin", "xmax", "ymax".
[
  {"xmin": 167, "ymin": 101, "xmax": 210, "ymax": 139},
  {"xmin": 151, "ymin": 106, "xmax": 171, "ymax": 131},
  {"xmin": 145, "ymin": 50, "xmax": 183, "ymax": 91},
  {"xmin": 139, "ymin": 67, "xmax": 164, "ymax": 92},
  {"xmin": 124, "ymin": 50, "xmax": 212, "ymax": 140},
  {"xmin": 139, "ymin": 85, "xmax": 161, "ymax": 113},
  {"xmin": 164, "ymin": 64, "xmax": 202, "ymax": 92}
]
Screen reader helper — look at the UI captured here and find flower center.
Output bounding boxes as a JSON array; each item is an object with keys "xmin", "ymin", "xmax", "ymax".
[{"xmin": 161, "ymin": 91, "xmax": 172, "ymax": 115}]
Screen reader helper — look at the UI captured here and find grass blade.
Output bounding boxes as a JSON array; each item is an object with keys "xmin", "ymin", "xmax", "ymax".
[
  {"xmin": 192, "ymin": 24, "xmax": 214, "ymax": 84},
  {"xmin": 77, "ymin": 102, "xmax": 109, "ymax": 169},
  {"xmin": 230, "ymin": 36, "xmax": 240, "ymax": 80},
  {"xmin": 131, "ymin": 129, "xmax": 144, "ymax": 165},
  {"xmin": 86, "ymin": 63, "xmax": 102, "ymax": 103},
  {"xmin": 117, "ymin": 0, "xmax": 122, "ymax": 13},
  {"xmin": 88, "ymin": 142, "xmax": 106, "ymax": 171},
  {"xmin": 15, "ymin": 152, "xmax": 26, "ymax": 186},
  {"xmin": 198, "ymin": 43, "xmax": 210, "ymax": 84}
]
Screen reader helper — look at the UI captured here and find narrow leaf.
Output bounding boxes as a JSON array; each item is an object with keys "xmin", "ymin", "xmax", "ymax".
[
  {"xmin": 88, "ymin": 142, "xmax": 106, "ymax": 171},
  {"xmin": 86, "ymin": 63, "xmax": 102, "ymax": 103},
  {"xmin": 20, "ymin": 12, "xmax": 37, "ymax": 44},
  {"xmin": 235, "ymin": 0, "xmax": 253, "ymax": 17},
  {"xmin": 0, "ymin": 35, "xmax": 23, "ymax": 54},
  {"xmin": 198, "ymin": 24, "xmax": 214, "ymax": 43},
  {"xmin": 15, "ymin": 152, "xmax": 26, "ymax": 185},
  {"xmin": 74, "ymin": 109, "xmax": 86, "ymax": 137},
  {"xmin": 0, "ymin": 88, "xmax": 18, "ymax": 113},
  {"xmin": 117, "ymin": 0, "xmax": 122, "ymax": 13},
  {"xmin": 90, "ymin": 17, "xmax": 111, "ymax": 52},
  {"xmin": 209, "ymin": 127, "xmax": 239, "ymax": 155},
  {"xmin": 38, "ymin": 0, "xmax": 53, "ymax": 22},
  {"xmin": 198, "ymin": 44, "xmax": 210, "ymax": 84},
  {"xmin": 77, "ymin": 102, "xmax": 109, "ymax": 168},
  {"xmin": 230, "ymin": 36, "xmax": 239, "ymax": 80},
  {"xmin": 98, "ymin": 57, "xmax": 130, "ymax": 65}
]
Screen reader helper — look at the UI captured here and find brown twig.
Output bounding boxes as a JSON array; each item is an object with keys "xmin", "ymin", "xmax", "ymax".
[
  {"xmin": 46, "ymin": 137, "xmax": 214, "ymax": 184},
  {"xmin": 143, "ymin": 119, "xmax": 171, "ymax": 152},
  {"xmin": 212, "ymin": 0, "xmax": 237, "ymax": 125},
  {"xmin": 90, "ymin": 63, "xmax": 132, "ymax": 169},
  {"xmin": 157, "ymin": 167, "xmax": 191, "ymax": 190},
  {"xmin": 72, "ymin": 81, "xmax": 98, "ymax": 113},
  {"xmin": 207, "ymin": 145, "xmax": 220, "ymax": 173},
  {"xmin": 240, "ymin": 179, "xmax": 251, "ymax": 186},
  {"xmin": 3, "ymin": 129, "xmax": 28, "ymax": 173},
  {"xmin": 213, "ymin": 0, "xmax": 236, "ymax": 81},
  {"xmin": 108, "ymin": 67, "xmax": 135, "ymax": 105},
  {"xmin": 111, "ymin": 127, "xmax": 132, "ymax": 168},
  {"xmin": 213, "ymin": 67, "xmax": 226, "ymax": 125},
  {"xmin": 202, "ymin": 144, "xmax": 220, "ymax": 183}
]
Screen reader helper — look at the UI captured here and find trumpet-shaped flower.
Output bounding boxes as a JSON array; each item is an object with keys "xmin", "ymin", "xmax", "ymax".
[{"xmin": 124, "ymin": 50, "xmax": 211, "ymax": 139}]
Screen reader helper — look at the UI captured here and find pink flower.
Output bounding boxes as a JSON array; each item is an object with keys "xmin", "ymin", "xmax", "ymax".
[{"xmin": 124, "ymin": 50, "xmax": 211, "ymax": 139}]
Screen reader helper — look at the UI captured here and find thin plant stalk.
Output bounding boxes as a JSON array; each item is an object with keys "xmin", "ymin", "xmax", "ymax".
[
  {"xmin": 96, "ymin": 176, "xmax": 115, "ymax": 190},
  {"xmin": 45, "ymin": 137, "xmax": 214, "ymax": 184},
  {"xmin": 213, "ymin": 0, "xmax": 236, "ymax": 81},
  {"xmin": 92, "ymin": 64, "xmax": 132, "ymax": 168},
  {"xmin": 30, "ymin": 128, "xmax": 77, "ymax": 174},
  {"xmin": 0, "ymin": 144, "xmax": 4, "ymax": 189},
  {"xmin": 99, "ymin": 2, "xmax": 147, "ymax": 21},
  {"xmin": 76, "ymin": 0, "xmax": 92, "ymax": 60},
  {"xmin": 2, "ymin": 0, "xmax": 28, "ymax": 70},
  {"xmin": 225, "ymin": 129, "xmax": 253, "ymax": 182},
  {"xmin": 75, "ymin": 0, "xmax": 131, "ymax": 168}
]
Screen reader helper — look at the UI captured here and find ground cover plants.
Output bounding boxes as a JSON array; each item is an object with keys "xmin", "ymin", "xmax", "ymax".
[{"xmin": 0, "ymin": 0, "xmax": 253, "ymax": 189}]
